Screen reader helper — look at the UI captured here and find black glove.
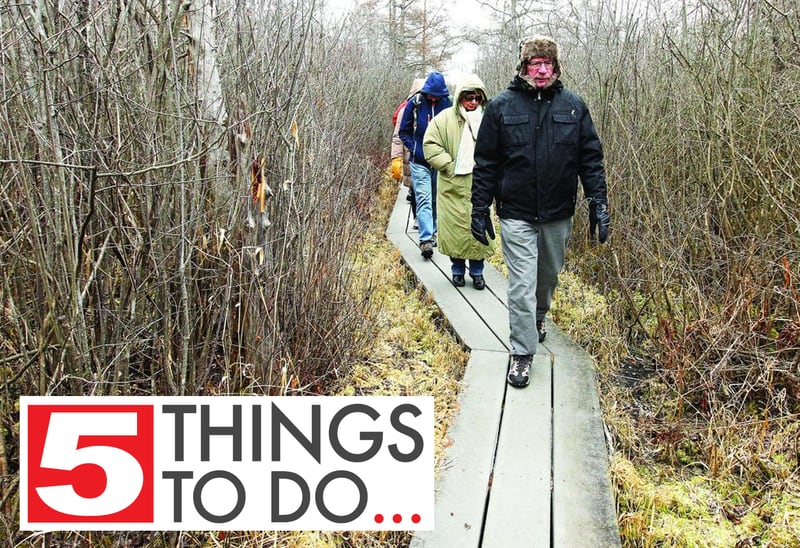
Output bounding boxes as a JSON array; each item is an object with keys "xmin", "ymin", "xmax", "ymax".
[
  {"xmin": 471, "ymin": 207, "xmax": 495, "ymax": 246},
  {"xmin": 589, "ymin": 199, "xmax": 610, "ymax": 244}
]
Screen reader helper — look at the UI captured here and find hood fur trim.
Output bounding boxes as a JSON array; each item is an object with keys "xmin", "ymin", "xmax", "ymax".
[{"xmin": 517, "ymin": 35, "xmax": 561, "ymax": 88}]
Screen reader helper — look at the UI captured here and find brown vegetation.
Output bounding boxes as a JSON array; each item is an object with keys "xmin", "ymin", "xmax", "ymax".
[
  {"xmin": 0, "ymin": 0, "xmax": 410, "ymax": 542},
  {"xmin": 471, "ymin": 1, "xmax": 800, "ymax": 544},
  {"xmin": 2, "ymin": 0, "xmax": 799, "ymax": 545},
  {"xmin": 462, "ymin": 0, "xmax": 799, "ymax": 543}
]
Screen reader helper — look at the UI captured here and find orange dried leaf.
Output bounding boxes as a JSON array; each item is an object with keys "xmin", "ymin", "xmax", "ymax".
[
  {"xmin": 291, "ymin": 120, "xmax": 299, "ymax": 148},
  {"xmin": 259, "ymin": 182, "xmax": 266, "ymax": 213},
  {"xmin": 780, "ymin": 255, "xmax": 792, "ymax": 289},
  {"xmin": 250, "ymin": 155, "xmax": 268, "ymax": 206}
]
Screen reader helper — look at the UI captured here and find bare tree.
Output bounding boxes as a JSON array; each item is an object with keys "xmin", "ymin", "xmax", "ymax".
[{"xmin": 0, "ymin": 1, "xmax": 402, "ymax": 538}]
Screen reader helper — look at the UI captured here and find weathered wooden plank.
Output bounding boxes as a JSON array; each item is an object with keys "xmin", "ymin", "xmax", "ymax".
[
  {"xmin": 410, "ymin": 350, "xmax": 508, "ymax": 548},
  {"xmin": 538, "ymin": 317, "xmax": 583, "ymax": 357},
  {"xmin": 386, "ymin": 186, "xmax": 413, "ymax": 237},
  {"xmin": 428, "ymin": 251, "xmax": 511, "ymax": 353},
  {"xmin": 389, "ymin": 233, "xmax": 507, "ymax": 352},
  {"xmin": 482, "ymin": 354, "xmax": 552, "ymax": 548},
  {"xmin": 389, "ymin": 185, "xmax": 620, "ymax": 547},
  {"xmin": 480, "ymin": 264, "xmax": 509, "ymax": 306},
  {"xmin": 552, "ymin": 354, "xmax": 621, "ymax": 547}
]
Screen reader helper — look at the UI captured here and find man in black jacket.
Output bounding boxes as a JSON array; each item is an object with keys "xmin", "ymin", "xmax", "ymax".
[{"xmin": 471, "ymin": 35, "xmax": 610, "ymax": 388}]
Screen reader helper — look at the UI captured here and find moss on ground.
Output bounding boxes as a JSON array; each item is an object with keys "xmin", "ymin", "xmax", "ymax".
[
  {"xmin": 549, "ymin": 268, "xmax": 800, "ymax": 547},
  {"xmin": 137, "ymin": 181, "xmax": 468, "ymax": 548}
]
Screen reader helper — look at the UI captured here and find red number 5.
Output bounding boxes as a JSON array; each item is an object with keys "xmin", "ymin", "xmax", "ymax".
[{"xmin": 24, "ymin": 404, "xmax": 154, "ymax": 525}]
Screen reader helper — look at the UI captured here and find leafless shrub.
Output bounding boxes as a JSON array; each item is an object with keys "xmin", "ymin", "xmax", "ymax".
[
  {"xmin": 557, "ymin": 0, "xmax": 800, "ymax": 476},
  {"xmin": 475, "ymin": 0, "xmax": 800, "ymax": 482},
  {"xmin": 0, "ymin": 0, "xmax": 405, "ymax": 539}
]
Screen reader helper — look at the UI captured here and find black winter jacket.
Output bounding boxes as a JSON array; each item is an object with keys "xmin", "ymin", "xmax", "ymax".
[{"xmin": 472, "ymin": 77, "xmax": 607, "ymax": 223}]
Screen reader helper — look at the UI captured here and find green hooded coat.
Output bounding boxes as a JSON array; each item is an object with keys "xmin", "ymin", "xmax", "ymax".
[{"xmin": 423, "ymin": 74, "xmax": 494, "ymax": 260}]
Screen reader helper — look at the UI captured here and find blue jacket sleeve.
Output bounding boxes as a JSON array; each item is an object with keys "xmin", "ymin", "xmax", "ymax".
[{"xmin": 398, "ymin": 104, "xmax": 415, "ymax": 157}]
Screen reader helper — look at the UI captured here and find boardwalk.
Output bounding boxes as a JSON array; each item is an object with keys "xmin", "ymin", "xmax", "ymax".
[{"xmin": 385, "ymin": 187, "xmax": 621, "ymax": 548}]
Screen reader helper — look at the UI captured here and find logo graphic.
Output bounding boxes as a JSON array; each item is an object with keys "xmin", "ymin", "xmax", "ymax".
[
  {"xmin": 20, "ymin": 396, "xmax": 433, "ymax": 531},
  {"xmin": 24, "ymin": 404, "xmax": 155, "ymax": 524}
]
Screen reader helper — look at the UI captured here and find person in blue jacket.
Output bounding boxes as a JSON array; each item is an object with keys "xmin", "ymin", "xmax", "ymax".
[{"xmin": 399, "ymin": 71, "xmax": 452, "ymax": 259}]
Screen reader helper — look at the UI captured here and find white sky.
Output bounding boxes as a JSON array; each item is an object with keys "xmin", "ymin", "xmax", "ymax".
[{"xmin": 322, "ymin": 0, "xmax": 495, "ymax": 73}]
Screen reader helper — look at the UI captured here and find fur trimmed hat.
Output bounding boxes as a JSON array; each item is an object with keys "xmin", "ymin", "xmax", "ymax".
[{"xmin": 517, "ymin": 35, "xmax": 561, "ymax": 85}]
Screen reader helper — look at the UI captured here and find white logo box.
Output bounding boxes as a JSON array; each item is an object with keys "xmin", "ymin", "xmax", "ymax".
[{"xmin": 20, "ymin": 396, "xmax": 434, "ymax": 531}]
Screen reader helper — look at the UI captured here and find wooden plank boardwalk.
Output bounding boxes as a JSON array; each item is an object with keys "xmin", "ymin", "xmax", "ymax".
[{"xmin": 385, "ymin": 187, "xmax": 620, "ymax": 547}]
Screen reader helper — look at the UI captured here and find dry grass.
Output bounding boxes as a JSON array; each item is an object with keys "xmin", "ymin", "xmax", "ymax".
[
  {"xmin": 550, "ymin": 267, "xmax": 800, "ymax": 547},
  {"xmin": 211, "ymin": 180, "xmax": 467, "ymax": 548},
  {"xmin": 220, "ymin": 181, "xmax": 469, "ymax": 547}
]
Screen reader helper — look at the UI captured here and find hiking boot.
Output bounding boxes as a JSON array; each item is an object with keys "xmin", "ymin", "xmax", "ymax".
[
  {"xmin": 420, "ymin": 240, "xmax": 434, "ymax": 259},
  {"xmin": 452, "ymin": 274, "xmax": 465, "ymax": 287},
  {"xmin": 537, "ymin": 318, "xmax": 547, "ymax": 343},
  {"xmin": 472, "ymin": 274, "xmax": 485, "ymax": 290},
  {"xmin": 507, "ymin": 355, "xmax": 532, "ymax": 388}
]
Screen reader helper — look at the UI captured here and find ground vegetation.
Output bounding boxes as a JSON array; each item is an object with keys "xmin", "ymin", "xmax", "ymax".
[
  {"xmin": 2, "ymin": 0, "xmax": 799, "ymax": 546},
  {"xmin": 474, "ymin": 0, "xmax": 800, "ymax": 544}
]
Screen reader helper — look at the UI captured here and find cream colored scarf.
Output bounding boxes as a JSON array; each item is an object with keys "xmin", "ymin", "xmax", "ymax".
[{"xmin": 454, "ymin": 106, "xmax": 483, "ymax": 175}]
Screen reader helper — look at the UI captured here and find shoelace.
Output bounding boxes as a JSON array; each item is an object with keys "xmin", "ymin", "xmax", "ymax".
[{"xmin": 510, "ymin": 357, "xmax": 530, "ymax": 375}]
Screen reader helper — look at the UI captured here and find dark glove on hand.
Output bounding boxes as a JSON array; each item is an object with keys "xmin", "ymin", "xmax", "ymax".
[
  {"xmin": 471, "ymin": 207, "xmax": 495, "ymax": 246},
  {"xmin": 589, "ymin": 199, "xmax": 610, "ymax": 244}
]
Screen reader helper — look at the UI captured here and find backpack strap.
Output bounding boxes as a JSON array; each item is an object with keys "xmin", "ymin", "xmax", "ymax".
[{"xmin": 410, "ymin": 92, "xmax": 423, "ymax": 132}]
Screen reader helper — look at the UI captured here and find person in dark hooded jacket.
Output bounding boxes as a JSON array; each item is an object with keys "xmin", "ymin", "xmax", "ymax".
[
  {"xmin": 471, "ymin": 35, "xmax": 610, "ymax": 388},
  {"xmin": 399, "ymin": 71, "xmax": 452, "ymax": 259}
]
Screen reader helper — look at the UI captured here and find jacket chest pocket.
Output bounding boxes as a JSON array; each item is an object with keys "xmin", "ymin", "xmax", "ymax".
[
  {"xmin": 501, "ymin": 114, "xmax": 530, "ymax": 146},
  {"xmin": 552, "ymin": 112, "xmax": 578, "ymax": 145}
]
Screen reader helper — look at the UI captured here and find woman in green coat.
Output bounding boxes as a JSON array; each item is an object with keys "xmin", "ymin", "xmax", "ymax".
[{"xmin": 423, "ymin": 74, "xmax": 494, "ymax": 289}]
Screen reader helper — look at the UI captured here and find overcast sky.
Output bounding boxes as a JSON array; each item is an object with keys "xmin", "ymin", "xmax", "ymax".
[{"xmin": 322, "ymin": 0, "xmax": 495, "ymax": 73}]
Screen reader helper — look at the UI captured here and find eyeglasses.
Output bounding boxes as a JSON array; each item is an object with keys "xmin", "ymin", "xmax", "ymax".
[
  {"xmin": 461, "ymin": 94, "xmax": 483, "ymax": 103},
  {"xmin": 528, "ymin": 60, "xmax": 554, "ymax": 70}
]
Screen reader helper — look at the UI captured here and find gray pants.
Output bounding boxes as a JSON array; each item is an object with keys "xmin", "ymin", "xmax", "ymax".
[{"xmin": 500, "ymin": 217, "xmax": 573, "ymax": 356}]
